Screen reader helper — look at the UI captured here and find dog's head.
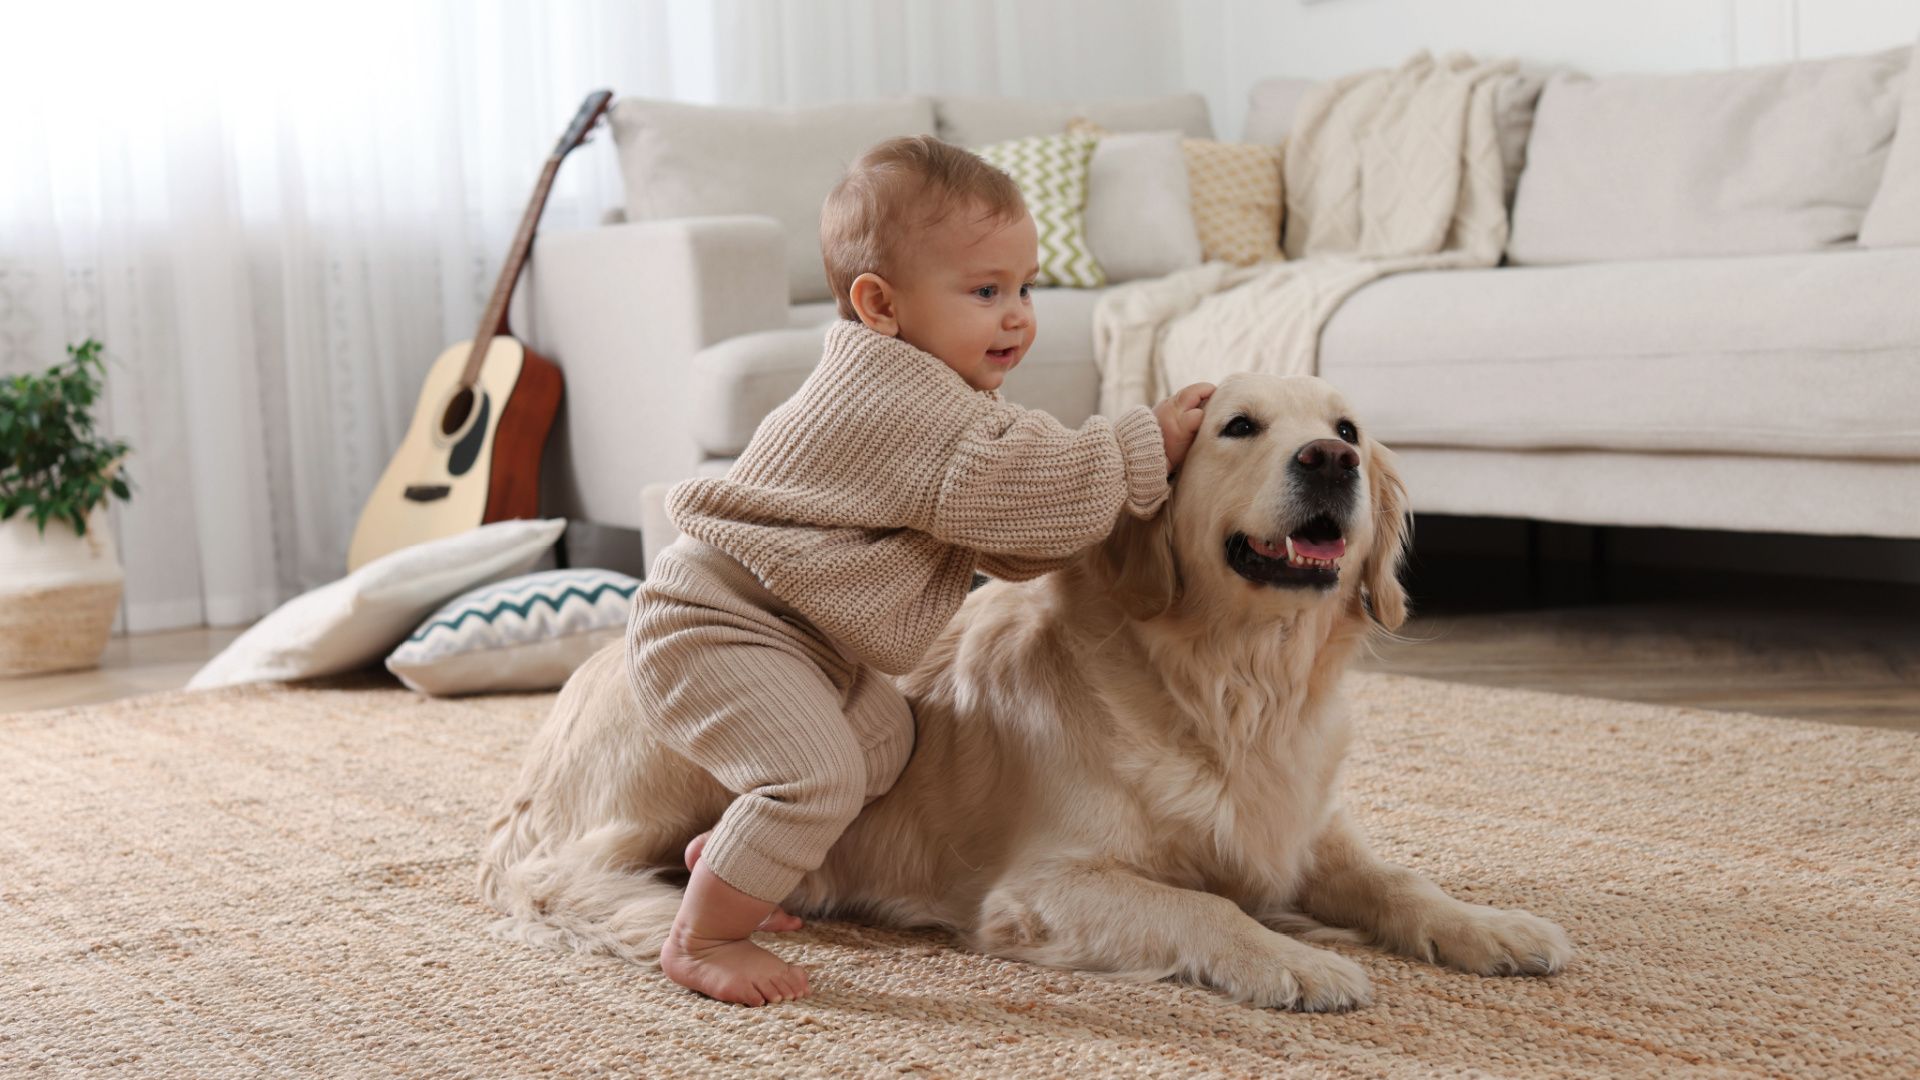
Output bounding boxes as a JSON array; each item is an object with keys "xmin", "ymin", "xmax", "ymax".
[{"xmin": 1095, "ymin": 374, "xmax": 1410, "ymax": 630}]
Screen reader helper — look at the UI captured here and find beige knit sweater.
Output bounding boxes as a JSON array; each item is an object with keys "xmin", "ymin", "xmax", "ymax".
[{"xmin": 667, "ymin": 319, "xmax": 1171, "ymax": 675}]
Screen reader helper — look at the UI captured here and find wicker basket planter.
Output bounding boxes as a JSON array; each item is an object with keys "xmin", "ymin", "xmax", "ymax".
[{"xmin": 0, "ymin": 511, "xmax": 124, "ymax": 677}]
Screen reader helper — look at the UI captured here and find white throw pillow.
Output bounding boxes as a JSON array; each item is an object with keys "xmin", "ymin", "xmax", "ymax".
[
  {"xmin": 1509, "ymin": 48, "xmax": 1908, "ymax": 265},
  {"xmin": 385, "ymin": 568, "xmax": 638, "ymax": 697},
  {"xmin": 187, "ymin": 519, "xmax": 566, "ymax": 690},
  {"xmin": 608, "ymin": 97, "xmax": 935, "ymax": 305},
  {"xmin": 1861, "ymin": 38, "xmax": 1920, "ymax": 248},
  {"xmin": 1081, "ymin": 130, "xmax": 1203, "ymax": 283}
]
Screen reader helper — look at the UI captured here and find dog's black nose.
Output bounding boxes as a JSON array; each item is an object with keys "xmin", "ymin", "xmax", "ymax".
[{"xmin": 1293, "ymin": 439, "xmax": 1359, "ymax": 480}]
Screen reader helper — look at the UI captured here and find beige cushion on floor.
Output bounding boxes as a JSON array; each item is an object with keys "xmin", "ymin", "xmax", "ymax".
[
  {"xmin": 1509, "ymin": 49, "xmax": 1908, "ymax": 265},
  {"xmin": 384, "ymin": 568, "xmax": 638, "ymax": 697},
  {"xmin": 608, "ymin": 97, "xmax": 935, "ymax": 304},
  {"xmin": 187, "ymin": 519, "xmax": 567, "ymax": 690},
  {"xmin": 1861, "ymin": 37, "xmax": 1920, "ymax": 248},
  {"xmin": 934, "ymin": 92, "xmax": 1211, "ymax": 147},
  {"xmin": 1319, "ymin": 249, "xmax": 1920, "ymax": 459},
  {"xmin": 691, "ymin": 290, "xmax": 1108, "ymax": 460}
]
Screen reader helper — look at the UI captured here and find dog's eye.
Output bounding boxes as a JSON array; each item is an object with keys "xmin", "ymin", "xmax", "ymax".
[
  {"xmin": 1336, "ymin": 419, "xmax": 1359, "ymax": 444},
  {"xmin": 1220, "ymin": 415, "xmax": 1260, "ymax": 439}
]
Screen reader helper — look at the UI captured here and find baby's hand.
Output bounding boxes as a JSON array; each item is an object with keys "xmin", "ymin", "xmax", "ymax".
[{"xmin": 1153, "ymin": 383, "xmax": 1215, "ymax": 474}]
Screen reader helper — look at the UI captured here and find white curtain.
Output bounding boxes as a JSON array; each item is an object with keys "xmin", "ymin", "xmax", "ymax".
[{"xmin": 0, "ymin": 0, "xmax": 1183, "ymax": 632}]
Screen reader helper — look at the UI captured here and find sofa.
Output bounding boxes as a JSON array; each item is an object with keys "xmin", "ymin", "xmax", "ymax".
[{"xmin": 515, "ymin": 47, "xmax": 1920, "ymax": 563}]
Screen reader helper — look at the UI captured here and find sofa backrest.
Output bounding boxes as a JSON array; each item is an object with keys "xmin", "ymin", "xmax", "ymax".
[
  {"xmin": 1858, "ymin": 37, "xmax": 1920, "ymax": 250},
  {"xmin": 935, "ymin": 93, "xmax": 1212, "ymax": 147},
  {"xmin": 609, "ymin": 93, "xmax": 1213, "ymax": 305},
  {"xmin": 1507, "ymin": 47, "xmax": 1909, "ymax": 265},
  {"xmin": 609, "ymin": 96, "xmax": 936, "ymax": 306}
]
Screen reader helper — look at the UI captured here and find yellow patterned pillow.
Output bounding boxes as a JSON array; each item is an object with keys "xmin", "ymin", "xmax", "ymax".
[
  {"xmin": 1182, "ymin": 137, "xmax": 1285, "ymax": 266},
  {"xmin": 1069, "ymin": 118, "xmax": 1283, "ymax": 267}
]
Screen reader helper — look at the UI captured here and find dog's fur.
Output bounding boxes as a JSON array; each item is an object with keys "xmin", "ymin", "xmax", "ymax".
[{"xmin": 478, "ymin": 373, "xmax": 1572, "ymax": 1010}]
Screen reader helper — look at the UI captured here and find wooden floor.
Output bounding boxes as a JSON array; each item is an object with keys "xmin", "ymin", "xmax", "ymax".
[
  {"xmin": 2, "ymin": 566, "xmax": 1915, "ymax": 732},
  {"xmin": 1357, "ymin": 603, "xmax": 1919, "ymax": 732},
  {"xmin": 0, "ymin": 625, "xmax": 246, "ymax": 715}
]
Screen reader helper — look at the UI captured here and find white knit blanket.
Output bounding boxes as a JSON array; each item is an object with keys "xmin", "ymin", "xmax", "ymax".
[{"xmin": 1093, "ymin": 52, "xmax": 1517, "ymax": 414}]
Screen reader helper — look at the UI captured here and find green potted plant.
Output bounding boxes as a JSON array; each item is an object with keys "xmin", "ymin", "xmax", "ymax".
[{"xmin": 0, "ymin": 339, "xmax": 133, "ymax": 676}]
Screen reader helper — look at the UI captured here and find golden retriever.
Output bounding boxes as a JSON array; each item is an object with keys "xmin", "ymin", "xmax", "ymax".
[{"xmin": 479, "ymin": 373, "xmax": 1572, "ymax": 1010}]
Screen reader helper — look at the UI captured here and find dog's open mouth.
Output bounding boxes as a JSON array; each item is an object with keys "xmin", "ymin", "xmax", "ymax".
[{"xmin": 1226, "ymin": 515, "xmax": 1346, "ymax": 588}]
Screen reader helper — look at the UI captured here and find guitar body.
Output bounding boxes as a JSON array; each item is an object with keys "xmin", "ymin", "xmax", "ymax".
[
  {"xmin": 346, "ymin": 89, "xmax": 608, "ymax": 573},
  {"xmin": 346, "ymin": 336, "xmax": 563, "ymax": 571}
]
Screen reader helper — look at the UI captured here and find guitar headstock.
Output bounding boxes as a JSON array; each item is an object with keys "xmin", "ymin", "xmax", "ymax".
[{"xmin": 551, "ymin": 89, "xmax": 614, "ymax": 159}]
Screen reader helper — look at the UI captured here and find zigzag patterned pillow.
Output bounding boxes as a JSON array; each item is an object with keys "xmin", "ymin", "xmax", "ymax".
[
  {"xmin": 384, "ymin": 568, "xmax": 640, "ymax": 697},
  {"xmin": 974, "ymin": 131, "xmax": 1106, "ymax": 288}
]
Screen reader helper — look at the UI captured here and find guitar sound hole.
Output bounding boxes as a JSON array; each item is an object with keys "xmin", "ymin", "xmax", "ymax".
[{"xmin": 440, "ymin": 388, "xmax": 475, "ymax": 437}]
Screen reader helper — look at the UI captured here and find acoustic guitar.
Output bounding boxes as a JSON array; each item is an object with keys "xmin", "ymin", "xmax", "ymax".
[{"xmin": 346, "ymin": 89, "xmax": 613, "ymax": 571}]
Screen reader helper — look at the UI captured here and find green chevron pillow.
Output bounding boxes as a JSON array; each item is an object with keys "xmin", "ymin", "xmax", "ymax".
[
  {"xmin": 974, "ymin": 131, "xmax": 1106, "ymax": 288},
  {"xmin": 385, "ymin": 568, "xmax": 640, "ymax": 696}
]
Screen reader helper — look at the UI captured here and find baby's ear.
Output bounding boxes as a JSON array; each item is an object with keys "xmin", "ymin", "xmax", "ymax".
[
  {"xmin": 1093, "ymin": 505, "xmax": 1179, "ymax": 621},
  {"xmin": 848, "ymin": 272, "xmax": 899, "ymax": 336}
]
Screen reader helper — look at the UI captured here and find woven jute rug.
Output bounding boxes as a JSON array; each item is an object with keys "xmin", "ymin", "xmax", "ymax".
[{"xmin": 2, "ymin": 673, "xmax": 1915, "ymax": 1078}]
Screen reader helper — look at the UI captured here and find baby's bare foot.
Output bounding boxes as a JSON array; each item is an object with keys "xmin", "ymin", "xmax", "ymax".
[
  {"xmin": 684, "ymin": 830, "xmax": 803, "ymax": 932},
  {"xmin": 661, "ymin": 931, "xmax": 812, "ymax": 1006}
]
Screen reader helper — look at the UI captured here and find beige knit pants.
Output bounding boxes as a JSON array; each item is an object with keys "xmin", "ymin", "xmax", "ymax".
[{"xmin": 626, "ymin": 538, "xmax": 916, "ymax": 904}]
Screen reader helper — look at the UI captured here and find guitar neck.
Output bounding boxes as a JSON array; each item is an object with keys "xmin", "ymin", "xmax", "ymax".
[
  {"xmin": 458, "ymin": 89, "xmax": 612, "ymax": 389},
  {"xmin": 462, "ymin": 154, "xmax": 564, "ymax": 387}
]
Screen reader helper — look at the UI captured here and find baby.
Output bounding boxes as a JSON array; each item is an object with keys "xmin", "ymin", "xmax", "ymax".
[{"xmin": 632, "ymin": 134, "xmax": 1213, "ymax": 1005}]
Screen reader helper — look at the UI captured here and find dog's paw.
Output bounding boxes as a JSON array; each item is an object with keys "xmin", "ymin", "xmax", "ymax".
[
  {"xmin": 1220, "ymin": 939, "xmax": 1372, "ymax": 1012},
  {"xmin": 1419, "ymin": 902, "xmax": 1572, "ymax": 976}
]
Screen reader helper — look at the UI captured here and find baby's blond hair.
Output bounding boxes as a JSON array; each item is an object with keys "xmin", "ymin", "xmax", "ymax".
[{"xmin": 820, "ymin": 135, "xmax": 1027, "ymax": 321}]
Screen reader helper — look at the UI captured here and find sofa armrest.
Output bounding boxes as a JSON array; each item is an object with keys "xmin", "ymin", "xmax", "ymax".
[
  {"xmin": 689, "ymin": 326, "xmax": 830, "ymax": 459},
  {"xmin": 514, "ymin": 216, "xmax": 788, "ymax": 530}
]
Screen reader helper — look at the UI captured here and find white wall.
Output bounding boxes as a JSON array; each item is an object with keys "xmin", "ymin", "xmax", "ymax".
[{"xmin": 1182, "ymin": 0, "xmax": 1920, "ymax": 141}]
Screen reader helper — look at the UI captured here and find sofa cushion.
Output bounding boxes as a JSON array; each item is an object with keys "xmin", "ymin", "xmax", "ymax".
[
  {"xmin": 1319, "ymin": 249, "xmax": 1920, "ymax": 460},
  {"xmin": 1079, "ymin": 129, "xmax": 1203, "ymax": 283},
  {"xmin": 692, "ymin": 292, "xmax": 1106, "ymax": 460},
  {"xmin": 975, "ymin": 132, "xmax": 1104, "ymax": 288},
  {"xmin": 1861, "ymin": 37, "xmax": 1920, "ymax": 248},
  {"xmin": 384, "ymin": 568, "xmax": 639, "ymax": 697},
  {"xmin": 1184, "ymin": 136, "xmax": 1284, "ymax": 266},
  {"xmin": 936, "ymin": 93, "xmax": 1212, "ymax": 147},
  {"xmin": 1075, "ymin": 117, "xmax": 1283, "ymax": 267},
  {"xmin": 608, "ymin": 96, "xmax": 935, "ymax": 305},
  {"xmin": 1508, "ymin": 50, "xmax": 1908, "ymax": 265}
]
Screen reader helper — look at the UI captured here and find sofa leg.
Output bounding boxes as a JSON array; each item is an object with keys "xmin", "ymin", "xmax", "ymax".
[
  {"xmin": 1525, "ymin": 520, "xmax": 1544, "ymax": 606},
  {"xmin": 1590, "ymin": 526, "xmax": 1610, "ymax": 604}
]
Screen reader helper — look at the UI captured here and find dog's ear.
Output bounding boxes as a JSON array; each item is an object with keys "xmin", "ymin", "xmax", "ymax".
[
  {"xmin": 1362, "ymin": 442, "xmax": 1411, "ymax": 631},
  {"xmin": 1093, "ymin": 505, "xmax": 1179, "ymax": 621}
]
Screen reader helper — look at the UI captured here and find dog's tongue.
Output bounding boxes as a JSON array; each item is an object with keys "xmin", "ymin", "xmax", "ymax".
[{"xmin": 1290, "ymin": 535, "xmax": 1347, "ymax": 560}]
